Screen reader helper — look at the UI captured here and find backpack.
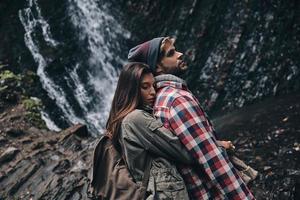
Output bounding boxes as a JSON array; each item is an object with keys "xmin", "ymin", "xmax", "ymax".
[{"xmin": 90, "ymin": 135, "xmax": 151, "ymax": 200}]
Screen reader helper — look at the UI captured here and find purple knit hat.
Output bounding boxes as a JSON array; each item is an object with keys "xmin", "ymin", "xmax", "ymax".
[{"xmin": 127, "ymin": 37, "xmax": 165, "ymax": 71}]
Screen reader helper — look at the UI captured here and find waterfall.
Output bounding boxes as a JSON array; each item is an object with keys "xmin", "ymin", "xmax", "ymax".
[
  {"xmin": 19, "ymin": 0, "xmax": 131, "ymax": 135},
  {"xmin": 19, "ymin": 0, "xmax": 84, "ymax": 131},
  {"xmin": 67, "ymin": 0, "xmax": 131, "ymax": 133}
]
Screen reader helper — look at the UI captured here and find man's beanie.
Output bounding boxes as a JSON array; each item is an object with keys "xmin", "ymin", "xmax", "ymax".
[{"xmin": 127, "ymin": 37, "xmax": 165, "ymax": 71}]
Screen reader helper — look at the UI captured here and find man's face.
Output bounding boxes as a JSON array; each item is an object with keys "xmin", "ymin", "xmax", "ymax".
[{"xmin": 157, "ymin": 38, "xmax": 188, "ymax": 76}]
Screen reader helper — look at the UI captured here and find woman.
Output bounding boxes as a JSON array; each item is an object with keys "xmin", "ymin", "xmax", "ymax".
[{"xmin": 105, "ymin": 62, "xmax": 192, "ymax": 199}]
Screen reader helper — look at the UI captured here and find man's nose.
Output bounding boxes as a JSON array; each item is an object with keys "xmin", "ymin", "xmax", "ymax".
[{"xmin": 177, "ymin": 51, "xmax": 183, "ymax": 59}]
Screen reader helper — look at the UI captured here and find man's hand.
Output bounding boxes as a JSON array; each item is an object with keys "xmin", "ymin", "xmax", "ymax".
[{"xmin": 217, "ymin": 140, "xmax": 235, "ymax": 150}]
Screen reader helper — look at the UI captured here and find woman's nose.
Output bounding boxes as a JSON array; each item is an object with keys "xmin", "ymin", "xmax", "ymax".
[{"xmin": 150, "ymin": 86, "xmax": 156, "ymax": 95}]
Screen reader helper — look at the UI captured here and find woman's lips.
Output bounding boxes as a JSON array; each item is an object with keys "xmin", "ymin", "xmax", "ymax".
[{"xmin": 148, "ymin": 98, "xmax": 155, "ymax": 104}]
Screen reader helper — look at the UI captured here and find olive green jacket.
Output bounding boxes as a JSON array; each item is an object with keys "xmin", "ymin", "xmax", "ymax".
[{"xmin": 120, "ymin": 109, "xmax": 193, "ymax": 199}]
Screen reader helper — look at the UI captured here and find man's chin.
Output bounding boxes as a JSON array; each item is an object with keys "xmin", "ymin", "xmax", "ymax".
[
  {"xmin": 173, "ymin": 65, "xmax": 188, "ymax": 77},
  {"xmin": 161, "ymin": 64, "xmax": 188, "ymax": 76}
]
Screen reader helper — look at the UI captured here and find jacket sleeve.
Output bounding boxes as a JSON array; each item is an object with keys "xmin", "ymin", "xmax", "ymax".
[
  {"xmin": 122, "ymin": 110, "xmax": 194, "ymax": 164},
  {"xmin": 168, "ymin": 96, "xmax": 255, "ymax": 199}
]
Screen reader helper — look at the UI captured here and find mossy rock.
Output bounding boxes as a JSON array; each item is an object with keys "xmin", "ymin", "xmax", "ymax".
[
  {"xmin": 22, "ymin": 98, "xmax": 43, "ymax": 112},
  {"xmin": 0, "ymin": 70, "xmax": 21, "ymax": 82},
  {"xmin": 0, "ymin": 70, "xmax": 24, "ymax": 107},
  {"xmin": 0, "ymin": 85, "xmax": 8, "ymax": 93},
  {"xmin": 25, "ymin": 111, "xmax": 47, "ymax": 129},
  {"xmin": 0, "ymin": 70, "xmax": 22, "ymax": 94},
  {"xmin": 22, "ymin": 97, "xmax": 47, "ymax": 129}
]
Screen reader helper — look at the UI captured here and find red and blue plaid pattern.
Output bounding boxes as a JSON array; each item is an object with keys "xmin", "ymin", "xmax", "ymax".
[{"xmin": 154, "ymin": 76, "xmax": 255, "ymax": 200}]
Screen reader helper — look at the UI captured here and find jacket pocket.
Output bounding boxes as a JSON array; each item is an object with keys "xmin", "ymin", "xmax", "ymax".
[
  {"xmin": 156, "ymin": 181, "xmax": 185, "ymax": 191},
  {"xmin": 147, "ymin": 119, "xmax": 164, "ymax": 131},
  {"xmin": 153, "ymin": 168, "xmax": 185, "ymax": 191},
  {"xmin": 156, "ymin": 180, "xmax": 188, "ymax": 200},
  {"xmin": 151, "ymin": 160, "xmax": 190, "ymax": 199}
]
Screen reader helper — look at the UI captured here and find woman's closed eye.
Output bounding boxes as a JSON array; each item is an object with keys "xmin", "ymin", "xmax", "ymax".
[{"xmin": 141, "ymin": 84, "xmax": 150, "ymax": 90}]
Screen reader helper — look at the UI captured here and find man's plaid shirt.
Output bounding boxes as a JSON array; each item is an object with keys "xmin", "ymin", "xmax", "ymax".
[{"xmin": 154, "ymin": 75, "xmax": 255, "ymax": 200}]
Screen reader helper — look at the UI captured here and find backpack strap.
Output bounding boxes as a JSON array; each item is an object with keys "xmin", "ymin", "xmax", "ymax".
[
  {"xmin": 118, "ymin": 137, "xmax": 152, "ymax": 197},
  {"xmin": 120, "ymin": 148, "xmax": 152, "ymax": 198},
  {"xmin": 142, "ymin": 156, "xmax": 152, "ymax": 188},
  {"xmin": 121, "ymin": 153, "xmax": 152, "ymax": 189}
]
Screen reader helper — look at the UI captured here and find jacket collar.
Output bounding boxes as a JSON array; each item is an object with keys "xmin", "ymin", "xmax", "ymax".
[
  {"xmin": 155, "ymin": 74, "xmax": 187, "ymax": 89},
  {"xmin": 142, "ymin": 104, "xmax": 153, "ymax": 113}
]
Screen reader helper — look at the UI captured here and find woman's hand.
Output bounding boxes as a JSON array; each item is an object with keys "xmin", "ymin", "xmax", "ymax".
[{"xmin": 217, "ymin": 140, "xmax": 235, "ymax": 150}]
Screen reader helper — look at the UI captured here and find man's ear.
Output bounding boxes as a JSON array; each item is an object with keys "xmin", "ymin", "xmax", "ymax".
[{"xmin": 155, "ymin": 63, "xmax": 163, "ymax": 75}]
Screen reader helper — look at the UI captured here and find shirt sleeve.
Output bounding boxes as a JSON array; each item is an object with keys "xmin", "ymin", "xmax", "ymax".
[{"xmin": 169, "ymin": 96, "xmax": 254, "ymax": 199}]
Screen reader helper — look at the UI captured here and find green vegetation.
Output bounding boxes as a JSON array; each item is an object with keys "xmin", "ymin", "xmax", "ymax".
[
  {"xmin": 0, "ymin": 66, "xmax": 46, "ymax": 129},
  {"xmin": 22, "ymin": 98, "xmax": 47, "ymax": 129},
  {"xmin": 0, "ymin": 70, "xmax": 21, "ymax": 81},
  {"xmin": 0, "ymin": 70, "xmax": 21, "ymax": 105}
]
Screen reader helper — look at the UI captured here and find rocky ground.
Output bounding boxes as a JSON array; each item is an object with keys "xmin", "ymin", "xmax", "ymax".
[
  {"xmin": 0, "ymin": 105, "xmax": 95, "ymax": 199},
  {"xmin": 214, "ymin": 94, "xmax": 300, "ymax": 199},
  {"xmin": 0, "ymin": 65, "xmax": 96, "ymax": 199},
  {"xmin": 0, "ymin": 64, "xmax": 299, "ymax": 199}
]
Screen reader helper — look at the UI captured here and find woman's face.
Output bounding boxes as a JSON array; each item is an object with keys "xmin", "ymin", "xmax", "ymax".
[{"xmin": 140, "ymin": 73, "xmax": 156, "ymax": 107}]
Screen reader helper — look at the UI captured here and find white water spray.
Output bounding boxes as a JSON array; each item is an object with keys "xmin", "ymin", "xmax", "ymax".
[{"xmin": 19, "ymin": 0, "xmax": 84, "ymax": 130}]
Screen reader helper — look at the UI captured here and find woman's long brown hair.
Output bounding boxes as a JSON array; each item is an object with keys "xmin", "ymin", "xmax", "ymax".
[{"xmin": 106, "ymin": 62, "xmax": 152, "ymax": 148}]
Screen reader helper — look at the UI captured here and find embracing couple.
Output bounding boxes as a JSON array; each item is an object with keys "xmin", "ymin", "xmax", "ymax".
[{"xmin": 92, "ymin": 37, "xmax": 257, "ymax": 199}]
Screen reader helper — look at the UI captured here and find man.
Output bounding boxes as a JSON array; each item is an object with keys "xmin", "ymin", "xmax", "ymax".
[{"xmin": 128, "ymin": 37, "xmax": 255, "ymax": 199}]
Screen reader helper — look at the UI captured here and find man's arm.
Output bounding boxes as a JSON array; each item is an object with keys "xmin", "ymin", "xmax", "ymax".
[{"xmin": 169, "ymin": 96, "xmax": 255, "ymax": 199}]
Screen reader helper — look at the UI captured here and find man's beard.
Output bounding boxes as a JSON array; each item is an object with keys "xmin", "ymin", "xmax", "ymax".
[{"xmin": 162, "ymin": 63, "xmax": 188, "ymax": 77}]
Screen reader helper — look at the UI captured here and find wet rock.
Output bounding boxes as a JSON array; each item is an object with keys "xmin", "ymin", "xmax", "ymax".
[
  {"xmin": 0, "ymin": 136, "xmax": 7, "ymax": 145},
  {"xmin": 5, "ymin": 128, "xmax": 26, "ymax": 137},
  {"xmin": 0, "ymin": 101, "xmax": 94, "ymax": 199},
  {"xmin": 0, "ymin": 147, "xmax": 19, "ymax": 163},
  {"xmin": 71, "ymin": 160, "xmax": 88, "ymax": 174},
  {"xmin": 292, "ymin": 143, "xmax": 300, "ymax": 152},
  {"xmin": 70, "ymin": 124, "xmax": 89, "ymax": 138},
  {"xmin": 53, "ymin": 159, "xmax": 71, "ymax": 174},
  {"xmin": 8, "ymin": 162, "xmax": 40, "ymax": 195},
  {"xmin": 263, "ymin": 166, "xmax": 272, "ymax": 171},
  {"xmin": 31, "ymin": 141, "xmax": 45, "ymax": 150},
  {"xmin": 61, "ymin": 134, "xmax": 83, "ymax": 152},
  {"xmin": 287, "ymin": 169, "xmax": 300, "ymax": 177},
  {"xmin": 20, "ymin": 138, "xmax": 32, "ymax": 144}
]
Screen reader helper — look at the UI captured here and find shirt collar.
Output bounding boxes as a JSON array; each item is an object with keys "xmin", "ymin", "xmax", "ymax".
[{"xmin": 155, "ymin": 74, "xmax": 187, "ymax": 89}]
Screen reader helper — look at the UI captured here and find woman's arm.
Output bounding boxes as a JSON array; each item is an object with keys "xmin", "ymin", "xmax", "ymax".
[{"xmin": 122, "ymin": 110, "xmax": 193, "ymax": 164}]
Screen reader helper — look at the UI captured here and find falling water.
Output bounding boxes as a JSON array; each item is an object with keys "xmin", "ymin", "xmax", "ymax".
[
  {"xmin": 19, "ymin": 0, "xmax": 131, "ymax": 135},
  {"xmin": 19, "ymin": 0, "xmax": 82, "ymax": 131}
]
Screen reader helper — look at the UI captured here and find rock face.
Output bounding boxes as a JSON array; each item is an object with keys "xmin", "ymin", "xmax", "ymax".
[
  {"xmin": 120, "ymin": 0, "xmax": 300, "ymax": 113},
  {"xmin": 1, "ymin": 0, "xmax": 299, "ymax": 130},
  {"xmin": 0, "ymin": 104, "xmax": 96, "ymax": 199}
]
